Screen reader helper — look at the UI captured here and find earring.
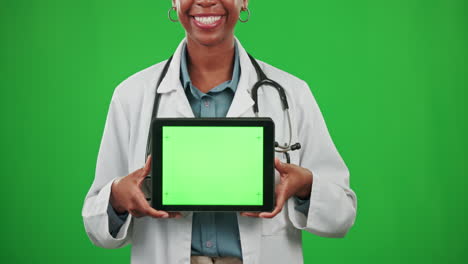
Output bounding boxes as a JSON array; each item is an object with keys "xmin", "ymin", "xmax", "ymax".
[
  {"xmin": 238, "ymin": 7, "xmax": 250, "ymax": 23},
  {"xmin": 168, "ymin": 6, "xmax": 179, "ymax": 22}
]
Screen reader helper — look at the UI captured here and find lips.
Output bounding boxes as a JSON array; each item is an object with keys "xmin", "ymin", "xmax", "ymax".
[
  {"xmin": 191, "ymin": 14, "xmax": 225, "ymax": 29},
  {"xmin": 194, "ymin": 16, "xmax": 222, "ymax": 24}
]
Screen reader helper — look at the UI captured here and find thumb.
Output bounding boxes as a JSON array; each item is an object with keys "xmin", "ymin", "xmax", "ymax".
[
  {"xmin": 274, "ymin": 157, "xmax": 289, "ymax": 174},
  {"xmin": 140, "ymin": 155, "xmax": 152, "ymax": 178}
]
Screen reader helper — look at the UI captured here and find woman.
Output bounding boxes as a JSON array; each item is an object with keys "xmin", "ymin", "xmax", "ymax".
[{"xmin": 82, "ymin": 1, "xmax": 357, "ymax": 263}]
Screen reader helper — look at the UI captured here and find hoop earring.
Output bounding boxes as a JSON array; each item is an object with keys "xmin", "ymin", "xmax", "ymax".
[
  {"xmin": 168, "ymin": 7, "xmax": 179, "ymax": 22},
  {"xmin": 238, "ymin": 8, "xmax": 250, "ymax": 23}
]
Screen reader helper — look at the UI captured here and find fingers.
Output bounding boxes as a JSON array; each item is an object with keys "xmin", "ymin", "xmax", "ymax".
[
  {"xmin": 138, "ymin": 198, "xmax": 181, "ymax": 219},
  {"xmin": 258, "ymin": 187, "xmax": 287, "ymax": 218},
  {"xmin": 240, "ymin": 205, "xmax": 284, "ymax": 218},
  {"xmin": 127, "ymin": 190, "xmax": 182, "ymax": 219},
  {"xmin": 240, "ymin": 181, "xmax": 288, "ymax": 219},
  {"xmin": 135, "ymin": 155, "xmax": 152, "ymax": 186},
  {"xmin": 142, "ymin": 206, "xmax": 169, "ymax": 219},
  {"xmin": 258, "ymin": 202, "xmax": 283, "ymax": 218},
  {"xmin": 127, "ymin": 193, "xmax": 155, "ymax": 218},
  {"xmin": 168, "ymin": 212, "xmax": 183, "ymax": 218},
  {"xmin": 240, "ymin": 212, "xmax": 261, "ymax": 217},
  {"xmin": 258, "ymin": 204, "xmax": 282, "ymax": 218},
  {"xmin": 141, "ymin": 155, "xmax": 152, "ymax": 177},
  {"xmin": 129, "ymin": 192, "xmax": 165, "ymax": 218},
  {"xmin": 240, "ymin": 194, "xmax": 286, "ymax": 218},
  {"xmin": 274, "ymin": 157, "xmax": 289, "ymax": 174},
  {"xmin": 128, "ymin": 206, "xmax": 182, "ymax": 219},
  {"xmin": 117, "ymin": 156, "xmax": 183, "ymax": 219}
]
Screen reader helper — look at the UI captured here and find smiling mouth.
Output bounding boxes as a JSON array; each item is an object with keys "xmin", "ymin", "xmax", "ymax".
[{"xmin": 193, "ymin": 16, "xmax": 223, "ymax": 25}]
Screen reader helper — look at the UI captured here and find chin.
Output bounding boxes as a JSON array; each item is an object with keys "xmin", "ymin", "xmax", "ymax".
[{"xmin": 188, "ymin": 33, "xmax": 232, "ymax": 47}]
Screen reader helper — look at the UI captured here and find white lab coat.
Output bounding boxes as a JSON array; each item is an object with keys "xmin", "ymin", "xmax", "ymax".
[{"xmin": 82, "ymin": 38, "xmax": 357, "ymax": 264}]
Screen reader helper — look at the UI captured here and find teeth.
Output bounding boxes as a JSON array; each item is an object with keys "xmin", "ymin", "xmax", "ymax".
[{"xmin": 194, "ymin": 16, "xmax": 222, "ymax": 25}]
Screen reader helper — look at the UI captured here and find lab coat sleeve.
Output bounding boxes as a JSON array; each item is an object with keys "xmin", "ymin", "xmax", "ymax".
[
  {"xmin": 286, "ymin": 80, "xmax": 357, "ymax": 238},
  {"xmin": 82, "ymin": 92, "xmax": 133, "ymax": 248}
]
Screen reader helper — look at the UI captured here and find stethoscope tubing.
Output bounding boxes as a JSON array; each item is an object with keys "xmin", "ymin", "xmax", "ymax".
[{"xmin": 145, "ymin": 53, "xmax": 300, "ymax": 162}]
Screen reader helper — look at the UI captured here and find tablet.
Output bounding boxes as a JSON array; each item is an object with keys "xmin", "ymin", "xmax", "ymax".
[{"xmin": 151, "ymin": 118, "xmax": 275, "ymax": 212}]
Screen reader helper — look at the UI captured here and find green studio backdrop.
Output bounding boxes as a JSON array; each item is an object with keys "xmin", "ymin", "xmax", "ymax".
[{"xmin": 1, "ymin": 0, "xmax": 467, "ymax": 263}]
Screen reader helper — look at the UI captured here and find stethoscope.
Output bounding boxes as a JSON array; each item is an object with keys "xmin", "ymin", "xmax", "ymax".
[
  {"xmin": 144, "ymin": 54, "xmax": 302, "ymax": 189},
  {"xmin": 142, "ymin": 53, "xmax": 302, "ymax": 200},
  {"xmin": 145, "ymin": 52, "xmax": 301, "ymax": 160}
]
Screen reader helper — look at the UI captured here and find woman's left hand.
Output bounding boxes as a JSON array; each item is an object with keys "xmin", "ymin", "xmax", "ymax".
[{"xmin": 240, "ymin": 158, "xmax": 313, "ymax": 218}]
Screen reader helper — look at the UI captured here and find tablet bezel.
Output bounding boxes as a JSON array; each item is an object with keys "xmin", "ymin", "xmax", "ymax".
[{"xmin": 151, "ymin": 117, "xmax": 275, "ymax": 212}]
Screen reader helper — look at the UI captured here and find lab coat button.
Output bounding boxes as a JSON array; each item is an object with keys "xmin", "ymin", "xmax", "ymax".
[{"xmin": 206, "ymin": 241, "xmax": 213, "ymax": 248}]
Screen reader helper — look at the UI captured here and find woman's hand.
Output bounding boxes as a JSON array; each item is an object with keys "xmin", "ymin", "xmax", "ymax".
[
  {"xmin": 110, "ymin": 155, "xmax": 182, "ymax": 219},
  {"xmin": 240, "ymin": 158, "xmax": 313, "ymax": 218}
]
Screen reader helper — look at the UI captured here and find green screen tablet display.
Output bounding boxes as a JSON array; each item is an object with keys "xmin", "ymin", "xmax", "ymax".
[
  {"xmin": 162, "ymin": 126, "xmax": 263, "ymax": 206},
  {"xmin": 152, "ymin": 117, "xmax": 275, "ymax": 212}
]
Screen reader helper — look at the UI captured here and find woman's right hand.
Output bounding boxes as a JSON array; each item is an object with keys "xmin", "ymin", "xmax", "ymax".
[{"xmin": 109, "ymin": 155, "xmax": 182, "ymax": 218}]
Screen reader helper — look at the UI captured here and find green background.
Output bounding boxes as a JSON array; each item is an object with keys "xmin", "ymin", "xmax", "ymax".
[
  {"xmin": 162, "ymin": 126, "xmax": 263, "ymax": 205},
  {"xmin": 1, "ymin": 0, "xmax": 467, "ymax": 263}
]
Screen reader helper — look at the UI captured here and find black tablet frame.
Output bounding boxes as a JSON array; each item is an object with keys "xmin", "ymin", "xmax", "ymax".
[{"xmin": 151, "ymin": 117, "xmax": 275, "ymax": 212}]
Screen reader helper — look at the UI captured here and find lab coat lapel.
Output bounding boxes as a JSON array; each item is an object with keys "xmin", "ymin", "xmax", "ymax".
[
  {"xmin": 156, "ymin": 38, "xmax": 194, "ymax": 118},
  {"xmin": 226, "ymin": 39, "xmax": 257, "ymax": 118}
]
